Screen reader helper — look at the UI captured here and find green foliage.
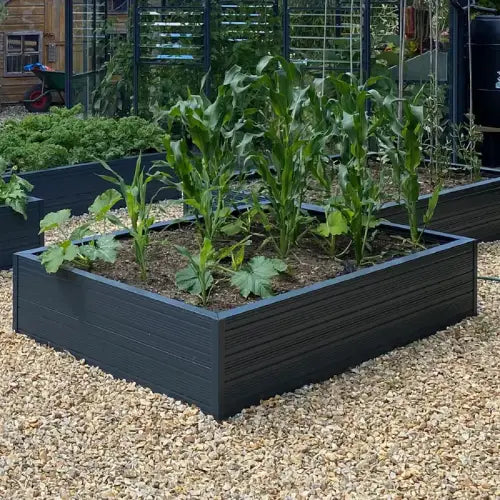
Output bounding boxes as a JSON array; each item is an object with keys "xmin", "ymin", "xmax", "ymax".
[
  {"xmin": 453, "ymin": 113, "xmax": 483, "ymax": 182},
  {"xmin": 314, "ymin": 209, "xmax": 348, "ymax": 258},
  {"xmin": 0, "ymin": 158, "xmax": 33, "ymax": 218},
  {"xmin": 321, "ymin": 74, "xmax": 391, "ymax": 265},
  {"xmin": 0, "ymin": 106, "xmax": 164, "ymax": 172},
  {"xmin": 175, "ymin": 238, "xmax": 216, "ymax": 306},
  {"xmin": 99, "ymin": 158, "xmax": 158, "ymax": 281},
  {"xmin": 38, "ymin": 209, "xmax": 120, "ymax": 274},
  {"xmin": 175, "ymin": 238, "xmax": 287, "ymax": 305},
  {"xmin": 164, "ymin": 68, "xmax": 255, "ymax": 241},
  {"xmin": 394, "ymin": 102, "xmax": 441, "ymax": 245},
  {"xmin": 245, "ymin": 56, "xmax": 332, "ymax": 258},
  {"xmin": 231, "ymin": 256, "xmax": 287, "ymax": 299}
]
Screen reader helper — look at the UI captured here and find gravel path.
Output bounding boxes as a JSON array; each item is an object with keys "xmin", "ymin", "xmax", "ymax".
[
  {"xmin": 0, "ymin": 105, "xmax": 28, "ymax": 125},
  {"xmin": 0, "ymin": 219, "xmax": 498, "ymax": 497}
]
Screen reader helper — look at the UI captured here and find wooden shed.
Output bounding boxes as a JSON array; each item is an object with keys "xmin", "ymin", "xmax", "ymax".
[{"xmin": 0, "ymin": 0, "xmax": 128, "ymax": 106}]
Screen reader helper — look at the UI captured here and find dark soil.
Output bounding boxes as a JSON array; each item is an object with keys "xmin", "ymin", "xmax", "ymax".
[
  {"xmin": 92, "ymin": 222, "xmax": 434, "ymax": 312},
  {"xmin": 240, "ymin": 165, "xmax": 482, "ymax": 205}
]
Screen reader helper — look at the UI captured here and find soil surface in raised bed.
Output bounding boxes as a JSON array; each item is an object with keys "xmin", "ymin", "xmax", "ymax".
[
  {"xmin": 240, "ymin": 166, "xmax": 483, "ymax": 206},
  {"xmin": 92, "ymin": 222, "xmax": 436, "ymax": 311}
]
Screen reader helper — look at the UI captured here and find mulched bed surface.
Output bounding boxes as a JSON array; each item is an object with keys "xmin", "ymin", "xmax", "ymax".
[{"xmin": 93, "ymin": 223, "xmax": 433, "ymax": 311}]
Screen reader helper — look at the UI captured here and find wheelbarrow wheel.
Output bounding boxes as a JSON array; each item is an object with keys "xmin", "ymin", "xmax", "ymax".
[{"xmin": 24, "ymin": 84, "xmax": 52, "ymax": 113}]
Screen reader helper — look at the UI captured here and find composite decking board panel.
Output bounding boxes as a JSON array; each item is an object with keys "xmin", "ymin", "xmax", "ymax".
[
  {"xmin": 223, "ymin": 295, "xmax": 473, "ymax": 405},
  {"xmin": 382, "ymin": 189, "xmax": 500, "ymax": 220},
  {"xmin": 16, "ymin": 270, "xmax": 214, "ymax": 355},
  {"xmin": 222, "ymin": 275, "xmax": 474, "ymax": 379},
  {"xmin": 0, "ymin": 198, "xmax": 44, "ymax": 270},
  {"xmin": 223, "ymin": 269, "xmax": 473, "ymax": 363},
  {"xmin": 16, "ymin": 305, "xmax": 214, "ymax": 410},
  {"xmin": 1, "ymin": 153, "xmax": 177, "ymax": 216},
  {"xmin": 223, "ymin": 277, "xmax": 474, "ymax": 380},
  {"xmin": 222, "ymin": 242, "xmax": 472, "ymax": 335},
  {"xmin": 16, "ymin": 298, "xmax": 213, "ymax": 385},
  {"xmin": 221, "ymin": 294, "xmax": 474, "ymax": 416},
  {"xmin": 16, "ymin": 259, "xmax": 214, "ymax": 362}
]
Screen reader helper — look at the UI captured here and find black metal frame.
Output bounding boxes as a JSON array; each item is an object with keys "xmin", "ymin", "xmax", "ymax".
[
  {"xmin": 65, "ymin": 0, "xmax": 471, "ymax": 129},
  {"xmin": 65, "ymin": 0, "xmax": 108, "ymax": 111}
]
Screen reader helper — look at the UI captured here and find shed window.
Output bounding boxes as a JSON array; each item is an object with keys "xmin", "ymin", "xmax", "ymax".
[
  {"xmin": 108, "ymin": 0, "xmax": 128, "ymax": 13},
  {"xmin": 5, "ymin": 33, "xmax": 41, "ymax": 75}
]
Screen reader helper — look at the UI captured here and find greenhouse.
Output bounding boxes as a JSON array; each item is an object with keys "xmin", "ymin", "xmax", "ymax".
[{"xmin": 0, "ymin": 0, "xmax": 498, "ymax": 496}]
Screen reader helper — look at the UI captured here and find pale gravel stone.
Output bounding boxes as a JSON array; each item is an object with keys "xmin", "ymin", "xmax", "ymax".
[
  {"xmin": 44, "ymin": 201, "xmax": 184, "ymax": 245},
  {"xmin": 0, "ymin": 230, "xmax": 498, "ymax": 498},
  {"xmin": 0, "ymin": 105, "xmax": 28, "ymax": 125}
]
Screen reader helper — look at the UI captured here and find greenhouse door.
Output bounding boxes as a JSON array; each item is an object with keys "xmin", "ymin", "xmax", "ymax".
[{"xmin": 65, "ymin": 0, "xmax": 108, "ymax": 112}]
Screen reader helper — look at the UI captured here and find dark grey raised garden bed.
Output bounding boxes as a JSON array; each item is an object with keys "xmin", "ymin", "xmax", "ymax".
[
  {"xmin": 380, "ymin": 167, "xmax": 500, "ymax": 241},
  {"xmin": 2, "ymin": 152, "xmax": 178, "ymax": 216},
  {"xmin": 1, "ymin": 197, "xmax": 44, "ymax": 270},
  {"xmin": 13, "ymin": 208, "xmax": 477, "ymax": 419}
]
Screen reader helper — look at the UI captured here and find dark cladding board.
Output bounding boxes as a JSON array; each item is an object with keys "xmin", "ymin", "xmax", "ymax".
[{"xmin": 0, "ymin": 197, "xmax": 43, "ymax": 270}]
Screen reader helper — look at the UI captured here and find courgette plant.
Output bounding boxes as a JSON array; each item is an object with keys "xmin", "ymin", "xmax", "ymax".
[
  {"xmin": 38, "ymin": 206, "xmax": 121, "ymax": 274},
  {"xmin": 0, "ymin": 158, "xmax": 33, "ymax": 219}
]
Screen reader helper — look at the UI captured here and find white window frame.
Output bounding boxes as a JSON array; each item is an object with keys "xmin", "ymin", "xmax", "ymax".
[{"xmin": 4, "ymin": 31, "xmax": 42, "ymax": 77}]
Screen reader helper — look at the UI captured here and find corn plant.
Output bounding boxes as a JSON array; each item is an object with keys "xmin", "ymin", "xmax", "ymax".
[
  {"xmin": 163, "ymin": 67, "xmax": 255, "ymax": 242},
  {"xmin": 394, "ymin": 102, "xmax": 441, "ymax": 245},
  {"xmin": 0, "ymin": 158, "xmax": 33, "ymax": 219},
  {"xmin": 246, "ymin": 56, "xmax": 332, "ymax": 258},
  {"xmin": 99, "ymin": 157, "xmax": 158, "ymax": 280},
  {"xmin": 323, "ymin": 74, "xmax": 389, "ymax": 266}
]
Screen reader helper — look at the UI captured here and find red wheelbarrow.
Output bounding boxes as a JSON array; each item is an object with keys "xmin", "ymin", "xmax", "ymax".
[{"xmin": 23, "ymin": 64, "xmax": 65, "ymax": 113}]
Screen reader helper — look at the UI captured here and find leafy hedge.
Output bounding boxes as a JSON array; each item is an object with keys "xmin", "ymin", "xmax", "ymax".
[{"xmin": 0, "ymin": 106, "xmax": 165, "ymax": 173}]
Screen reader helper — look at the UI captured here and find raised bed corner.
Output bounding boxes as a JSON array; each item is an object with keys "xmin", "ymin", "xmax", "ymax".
[
  {"xmin": 13, "ymin": 209, "xmax": 477, "ymax": 419},
  {"xmin": 1, "ymin": 197, "xmax": 44, "ymax": 270}
]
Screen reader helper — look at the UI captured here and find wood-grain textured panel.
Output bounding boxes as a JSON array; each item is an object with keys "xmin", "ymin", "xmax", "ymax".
[
  {"xmin": 380, "ymin": 172, "xmax": 500, "ymax": 241},
  {"xmin": 0, "ymin": 197, "xmax": 43, "ymax": 269},
  {"xmin": 14, "ymin": 256, "xmax": 218, "ymax": 414},
  {"xmin": 220, "ymin": 241, "xmax": 476, "ymax": 417}
]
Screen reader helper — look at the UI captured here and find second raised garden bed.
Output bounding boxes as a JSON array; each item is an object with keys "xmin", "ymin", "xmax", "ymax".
[
  {"xmin": 13, "ymin": 206, "xmax": 477, "ymax": 419},
  {"xmin": 380, "ymin": 167, "xmax": 500, "ymax": 241},
  {"xmin": 1, "ymin": 152, "xmax": 178, "ymax": 216}
]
